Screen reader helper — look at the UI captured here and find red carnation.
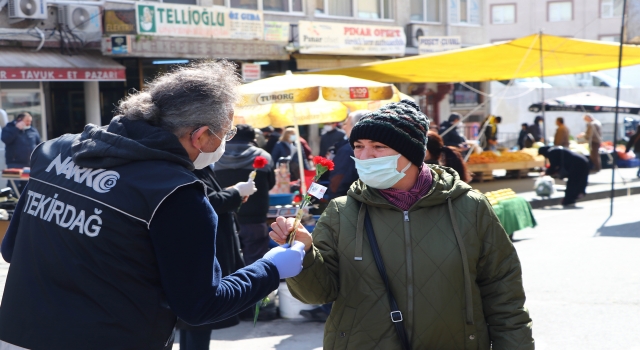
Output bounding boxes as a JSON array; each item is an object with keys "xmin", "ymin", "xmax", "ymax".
[
  {"xmin": 253, "ymin": 156, "xmax": 268, "ymax": 169},
  {"xmin": 313, "ymin": 156, "xmax": 335, "ymax": 171}
]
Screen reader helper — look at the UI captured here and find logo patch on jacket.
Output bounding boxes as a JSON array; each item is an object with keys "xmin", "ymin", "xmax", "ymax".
[{"xmin": 45, "ymin": 154, "xmax": 120, "ymax": 193}]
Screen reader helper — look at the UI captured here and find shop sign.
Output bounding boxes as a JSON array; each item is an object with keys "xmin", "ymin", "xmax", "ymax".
[
  {"xmin": 418, "ymin": 36, "xmax": 461, "ymax": 54},
  {"xmin": 0, "ymin": 68, "xmax": 125, "ymax": 81},
  {"xmin": 102, "ymin": 36, "xmax": 289, "ymax": 60},
  {"xmin": 104, "ymin": 10, "xmax": 136, "ymax": 34},
  {"xmin": 264, "ymin": 21, "xmax": 289, "ymax": 42},
  {"xmin": 298, "ymin": 21, "xmax": 405, "ymax": 56},
  {"xmin": 109, "ymin": 35, "xmax": 130, "ymax": 54},
  {"xmin": 242, "ymin": 63, "xmax": 261, "ymax": 82},
  {"xmin": 135, "ymin": 2, "xmax": 262, "ymax": 40}
]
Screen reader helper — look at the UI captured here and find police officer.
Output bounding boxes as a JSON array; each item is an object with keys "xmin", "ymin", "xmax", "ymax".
[{"xmin": 0, "ymin": 61, "xmax": 305, "ymax": 350}]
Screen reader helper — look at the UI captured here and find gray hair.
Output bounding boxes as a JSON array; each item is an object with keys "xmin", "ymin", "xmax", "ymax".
[
  {"xmin": 116, "ymin": 60, "xmax": 241, "ymax": 137},
  {"xmin": 349, "ymin": 110, "xmax": 369, "ymax": 125}
]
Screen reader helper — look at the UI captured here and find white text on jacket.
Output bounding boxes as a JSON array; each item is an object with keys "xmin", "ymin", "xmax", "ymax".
[
  {"xmin": 23, "ymin": 190, "xmax": 103, "ymax": 237},
  {"xmin": 45, "ymin": 154, "xmax": 120, "ymax": 193}
]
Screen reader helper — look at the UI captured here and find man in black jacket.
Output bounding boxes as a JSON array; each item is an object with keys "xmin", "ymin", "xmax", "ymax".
[
  {"xmin": 539, "ymin": 146, "xmax": 589, "ymax": 207},
  {"xmin": 1, "ymin": 112, "xmax": 42, "ymax": 194},
  {"xmin": 438, "ymin": 113, "xmax": 467, "ymax": 147},
  {"xmin": 214, "ymin": 124, "xmax": 276, "ymax": 265},
  {"xmin": 0, "ymin": 62, "xmax": 304, "ymax": 350}
]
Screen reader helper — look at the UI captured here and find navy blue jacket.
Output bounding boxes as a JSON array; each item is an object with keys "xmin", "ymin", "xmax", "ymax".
[
  {"xmin": 0, "ymin": 117, "xmax": 279, "ymax": 350},
  {"xmin": 327, "ymin": 139, "xmax": 359, "ymax": 200},
  {"xmin": 1, "ymin": 121, "xmax": 41, "ymax": 167},
  {"xmin": 438, "ymin": 121, "xmax": 466, "ymax": 147}
]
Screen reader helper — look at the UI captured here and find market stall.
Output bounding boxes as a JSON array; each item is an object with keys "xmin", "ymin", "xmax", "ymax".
[
  {"xmin": 467, "ymin": 150, "xmax": 545, "ymax": 182},
  {"xmin": 484, "ymin": 189, "xmax": 537, "ymax": 240}
]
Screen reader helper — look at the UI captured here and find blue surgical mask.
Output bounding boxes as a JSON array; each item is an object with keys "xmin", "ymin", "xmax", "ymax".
[{"xmin": 351, "ymin": 154, "xmax": 412, "ymax": 189}]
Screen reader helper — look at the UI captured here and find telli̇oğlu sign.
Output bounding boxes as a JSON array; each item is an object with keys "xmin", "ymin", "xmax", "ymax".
[
  {"xmin": 418, "ymin": 36, "xmax": 462, "ymax": 54},
  {"xmin": 136, "ymin": 2, "xmax": 263, "ymax": 40},
  {"xmin": 298, "ymin": 21, "xmax": 405, "ymax": 56}
]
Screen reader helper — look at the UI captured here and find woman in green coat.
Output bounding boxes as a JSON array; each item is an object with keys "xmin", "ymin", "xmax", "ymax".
[{"xmin": 270, "ymin": 100, "xmax": 534, "ymax": 350}]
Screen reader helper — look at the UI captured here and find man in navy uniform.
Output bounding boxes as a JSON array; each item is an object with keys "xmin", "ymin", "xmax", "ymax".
[{"xmin": 0, "ymin": 61, "xmax": 305, "ymax": 350}]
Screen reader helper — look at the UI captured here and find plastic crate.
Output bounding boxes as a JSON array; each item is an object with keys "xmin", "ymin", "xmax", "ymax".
[
  {"xmin": 616, "ymin": 158, "xmax": 640, "ymax": 168},
  {"xmin": 268, "ymin": 193, "xmax": 294, "ymax": 206}
]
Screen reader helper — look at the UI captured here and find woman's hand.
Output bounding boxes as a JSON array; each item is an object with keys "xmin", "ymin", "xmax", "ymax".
[{"xmin": 270, "ymin": 216, "xmax": 313, "ymax": 253}]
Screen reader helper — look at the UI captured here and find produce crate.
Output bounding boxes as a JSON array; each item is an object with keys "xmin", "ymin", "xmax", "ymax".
[
  {"xmin": 468, "ymin": 160, "xmax": 545, "ymax": 183},
  {"xmin": 616, "ymin": 158, "xmax": 640, "ymax": 168}
]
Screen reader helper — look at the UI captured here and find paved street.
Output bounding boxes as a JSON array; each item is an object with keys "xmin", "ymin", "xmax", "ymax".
[{"xmin": 1, "ymin": 195, "xmax": 638, "ymax": 349}]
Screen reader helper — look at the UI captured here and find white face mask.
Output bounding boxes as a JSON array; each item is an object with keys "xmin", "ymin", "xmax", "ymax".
[
  {"xmin": 351, "ymin": 154, "xmax": 412, "ymax": 189},
  {"xmin": 23, "ymin": 126, "xmax": 31, "ymax": 130},
  {"xmin": 289, "ymin": 135, "xmax": 297, "ymax": 142},
  {"xmin": 193, "ymin": 139, "xmax": 225, "ymax": 169}
]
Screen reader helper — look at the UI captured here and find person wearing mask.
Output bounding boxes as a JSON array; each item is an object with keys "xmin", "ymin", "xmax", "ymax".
[
  {"xmin": 554, "ymin": 117, "xmax": 570, "ymax": 148},
  {"xmin": 582, "ymin": 114, "xmax": 602, "ymax": 172},
  {"xmin": 326, "ymin": 110, "xmax": 368, "ymax": 200},
  {"xmin": 320, "ymin": 122, "xmax": 346, "ymax": 158},
  {"xmin": 538, "ymin": 146, "xmax": 589, "ymax": 208},
  {"xmin": 214, "ymin": 124, "xmax": 276, "ymax": 265},
  {"xmin": 438, "ymin": 113, "xmax": 467, "ymax": 147},
  {"xmin": 0, "ymin": 61, "xmax": 306, "ymax": 350},
  {"xmin": 271, "ymin": 127, "xmax": 310, "ymax": 180},
  {"xmin": 1, "ymin": 112, "xmax": 41, "ymax": 194},
  {"xmin": 625, "ymin": 125, "xmax": 640, "ymax": 178},
  {"xmin": 425, "ymin": 131, "xmax": 471, "ymax": 183},
  {"xmin": 271, "ymin": 101, "xmax": 533, "ymax": 349},
  {"xmin": 527, "ymin": 116, "xmax": 544, "ymax": 143},
  {"xmin": 178, "ymin": 163, "xmax": 256, "ymax": 350},
  {"xmin": 263, "ymin": 127, "xmax": 281, "ymax": 154}
]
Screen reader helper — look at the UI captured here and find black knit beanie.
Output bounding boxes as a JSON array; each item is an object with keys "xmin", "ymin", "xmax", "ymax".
[{"xmin": 349, "ymin": 100, "xmax": 429, "ymax": 166}]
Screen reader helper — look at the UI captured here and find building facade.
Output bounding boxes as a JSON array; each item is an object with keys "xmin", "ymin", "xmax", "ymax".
[{"xmin": 1, "ymin": 0, "xmax": 490, "ymax": 147}]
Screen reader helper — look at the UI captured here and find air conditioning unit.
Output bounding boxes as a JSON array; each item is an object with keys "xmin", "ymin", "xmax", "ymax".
[
  {"xmin": 406, "ymin": 24, "xmax": 430, "ymax": 47},
  {"xmin": 8, "ymin": 0, "xmax": 48, "ymax": 19},
  {"xmin": 58, "ymin": 5, "xmax": 102, "ymax": 42}
]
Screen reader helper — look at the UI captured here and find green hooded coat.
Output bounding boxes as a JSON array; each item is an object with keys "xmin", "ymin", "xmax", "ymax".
[{"xmin": 287, "ymin": 165, "xmax": 534, "ymax": 349}]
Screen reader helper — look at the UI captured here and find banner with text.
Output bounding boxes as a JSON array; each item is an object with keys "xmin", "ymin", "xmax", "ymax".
[
  {"xmin": 264, "ymin": 21, "xmax": 290, "ymax": 42},
  {"xmin": 298, "ymin": 21, "xmax": 405, "ymax": 56},
  {"xmin": 418, "ymin": 36, "xmax": 461, "ymax": 54},
  {"xmin": 136, "ymin": 2, "xmax": 263, "ymax": 40}
]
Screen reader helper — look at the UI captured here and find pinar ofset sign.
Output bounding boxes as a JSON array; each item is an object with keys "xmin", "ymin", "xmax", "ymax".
[{"xmin": 299, "ymin": 21, "xmax": 406, "ymax": 56}]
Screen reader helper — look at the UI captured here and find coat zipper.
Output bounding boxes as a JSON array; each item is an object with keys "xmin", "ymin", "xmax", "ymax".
[{"xmin": 403, "ymin": 210, "xmax": 413, "ymax": 343}]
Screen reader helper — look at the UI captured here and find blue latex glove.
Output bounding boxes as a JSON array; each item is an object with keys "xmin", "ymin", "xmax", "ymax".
[{"xmin": 262, "ymin": 241, "xmax": 306, "ymax": 279}]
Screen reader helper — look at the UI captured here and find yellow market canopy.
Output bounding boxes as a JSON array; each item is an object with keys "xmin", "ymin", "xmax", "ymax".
[
  {"xmin": 309, "ymin": 34, "xmax": 640, "ymax": 83},
  {"xmin": 234, "ymin": 72, "xmax": 409, "ymax": 128}
]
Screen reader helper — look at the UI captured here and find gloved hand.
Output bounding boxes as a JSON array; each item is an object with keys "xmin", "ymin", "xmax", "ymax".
[
  {"xmin": 233, "ymin": 180, "xmax": 257, "ymax": 197},
  {"xmin": 262, "ymin": 241, "xmax": 306, "ymax": 279}
]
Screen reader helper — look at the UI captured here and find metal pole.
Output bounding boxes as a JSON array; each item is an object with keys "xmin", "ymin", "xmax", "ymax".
[
  {"xmin": 539, "ymin": 31, "xmax": 546, "ymax": 144},
  {"xmin": 611, "ymin": 0, "xmax": 627, "ymax": 216}
]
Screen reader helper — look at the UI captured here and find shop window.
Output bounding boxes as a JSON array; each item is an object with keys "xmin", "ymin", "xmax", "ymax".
[
  {"xmin": 410, "ymin": 0, "xmax": 440, "ymax": 22},
  {"xmin": 600, "ymin": 35, "xmax": 620, "ymax": 42},
  {"xmin": 316, "ymin": 0, "xmax": 392, "ymax": 19},
  {"xmin": 601, "ymin": 0, "xmax": 623, "ymax": 18},
  {"xmin": 0, "ymin": 91, "xmax": 44, "ymax": 140},
  {"xmin": 449, "ymin": 0, "xmax": 480, "ymax": 24},
  {"xmin": 449, "ymin": 82, "xmax": 481, "ymax": 107},
  {"xmin": 491, "ymin": 4, "xmax": 515, "ymax": 24},
  {"xmin": 230, "ymin": 0, "xmax": 258, "ymax": 10},
  {"xmin": 264, "ymin": 0, "xmax": 303, "ymax": 12},
  {"xmin": 548, "ymin": 1, "xmax": 572, "ymax": 22}
]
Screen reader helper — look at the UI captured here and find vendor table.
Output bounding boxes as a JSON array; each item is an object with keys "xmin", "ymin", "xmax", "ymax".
[
  {"xmin": 1, "ymin": 176, "xmax": 28, "ymax": 198},
  {"xmin": 492, "ymin": 196, "xmax": 537, "ymax": 239},
  {"xmin": 468, "ymin": 160, "xmax": 545, "ymax": 182}
]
